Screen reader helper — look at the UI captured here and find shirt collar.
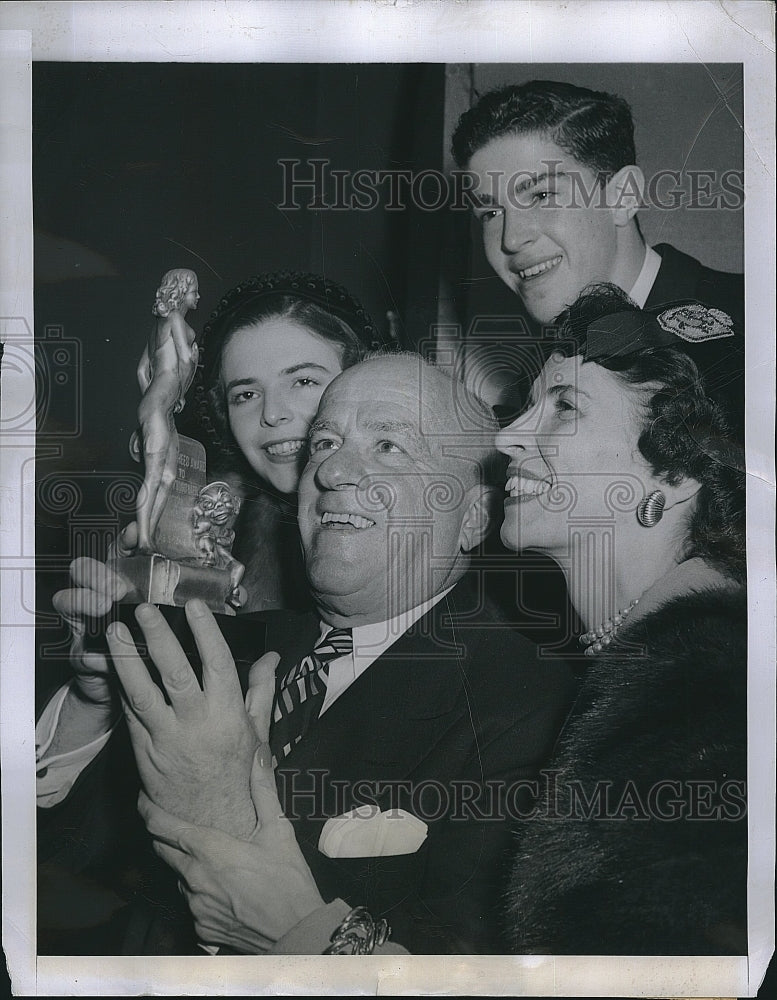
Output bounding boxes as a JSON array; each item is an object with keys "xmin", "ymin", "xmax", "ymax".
[
  {"xmin": 316, "ymin": 583, "xmax": 457, "ymax": 662},
  {"xmin": 627, "ymin": 244, "xmax": 662, "ymax": 308}
]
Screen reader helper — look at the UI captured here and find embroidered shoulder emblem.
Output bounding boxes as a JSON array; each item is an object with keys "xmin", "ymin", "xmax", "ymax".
[{"xmin": 656, "ymin": 304, "xmax": 735, "ymax": 342}]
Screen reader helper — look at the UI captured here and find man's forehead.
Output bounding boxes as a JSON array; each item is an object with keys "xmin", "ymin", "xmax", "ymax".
[
  {"xmin": 471, "ymin": 131, "xmax": 587, "ymax": 181},
  {"xmin": 318, "ymin": 360, "xmax": 467, "ymax": 437}
]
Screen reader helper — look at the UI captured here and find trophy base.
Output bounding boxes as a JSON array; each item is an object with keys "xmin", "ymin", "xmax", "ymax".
[
  {"xmin": 110, "ymin": 553, "xmax": 235, "ymax": 613},
  {"xmin": 115, "ymin": 604, "xmax": 267, "ymax": 696},
  {"xmin": 83, "ymin": 600, "xmax": 268, "ymax": 698}
]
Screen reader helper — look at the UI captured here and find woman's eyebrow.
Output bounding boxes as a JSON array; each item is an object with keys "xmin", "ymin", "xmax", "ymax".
[
  {"xmin": 473, "ymin": 191, "xmax": 499, "ymax": 208},
  {"xmin": 225, "ymin": 376, "xmax": 259, "ymax": 392},
  {"xmin": 547, "ymin": 383, "xmax": 591, "ymax": 400},
  {"xmin": 226, "ymin": 363, "xmax": 334, "ymax": 392}
]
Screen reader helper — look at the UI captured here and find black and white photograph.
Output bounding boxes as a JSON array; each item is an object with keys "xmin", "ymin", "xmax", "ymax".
[{"xmin": 1, "ymin": 2, "xmax": 775, "ymax": 996}]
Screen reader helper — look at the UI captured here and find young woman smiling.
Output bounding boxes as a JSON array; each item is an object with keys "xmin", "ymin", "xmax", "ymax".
[{"xmin": 194, "ymin": 271, "xmax": 386, "ymax": 611}]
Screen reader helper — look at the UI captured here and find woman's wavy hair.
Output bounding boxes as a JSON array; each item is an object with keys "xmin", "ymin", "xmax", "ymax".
[
  {"xmin": 553, "ymin": 285, "xmax": 745, "ymax": 582},
  {"xmin": 194, "ymin": 272, "xmax": 388, "ymax": 477}
]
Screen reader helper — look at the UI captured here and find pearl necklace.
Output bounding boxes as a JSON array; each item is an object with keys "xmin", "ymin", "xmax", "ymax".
[{"xmin": 579, "ymin": 597, "xmax": 641, "ymax": 657}]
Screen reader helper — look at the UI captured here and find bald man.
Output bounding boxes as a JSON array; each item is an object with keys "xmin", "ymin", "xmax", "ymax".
[{"xmin": 41, "ymin": 354, "xmax": 574, "ymax": 955}]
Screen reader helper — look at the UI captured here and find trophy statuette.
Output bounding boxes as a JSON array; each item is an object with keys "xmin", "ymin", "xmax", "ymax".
[{"xmin": 101, "ymin": 269, "xmax": 262, "ymax": 691}]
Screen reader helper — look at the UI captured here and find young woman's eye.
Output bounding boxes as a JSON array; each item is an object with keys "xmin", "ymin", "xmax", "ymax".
[
  {"xmin": 555, "ymin": 397, "xmax": 576, "ymax": 416},
  {"xmin": 477, "ymin": 208, "xmax": 502, "ymax": 225},
  {"xmin": 229, "ymin": 390, "xmax": 259, "ymax": 406},
  {"xmin": 293, "ymin": 376, "xmax": 319, "ymax": 388},
  {"xmin": 533, "ymin": 189, "xmax": 557, "ymax": 206}
]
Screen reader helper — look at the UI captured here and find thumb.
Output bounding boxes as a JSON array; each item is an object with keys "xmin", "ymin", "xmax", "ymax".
[
  {"xmin": 109, "ymin": 522, "xmax": 139, "ymax": 560},
  {"xmin": 245, "ymin": 650, "xmax": 280, "ymax": 744}
]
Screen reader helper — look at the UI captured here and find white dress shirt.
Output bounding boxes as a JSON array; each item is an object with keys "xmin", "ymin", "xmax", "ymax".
[
  {"xmin": 627, "ymin": 244, "xmax": 662, "ymax": 308},
  {"xmin": 35, "ymin": 680, "xmax": 119, "ymax": 807}
]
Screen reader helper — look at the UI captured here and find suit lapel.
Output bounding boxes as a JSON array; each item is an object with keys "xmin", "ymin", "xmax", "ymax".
[
  {"xmin": 645, "ymin": 243, "xmax": 703, "ymax": 309},
  {"xmin": 275, "ymin": 584, "xmax": 477, "ymax": 805}
]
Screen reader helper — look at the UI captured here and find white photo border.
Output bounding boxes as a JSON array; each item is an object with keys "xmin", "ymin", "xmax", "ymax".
[{"xmin": 1, "ymin": 1, "xmax": 774, "ymax": 996}]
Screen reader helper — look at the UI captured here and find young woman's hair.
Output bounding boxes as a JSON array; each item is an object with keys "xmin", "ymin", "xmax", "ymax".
[
  {"xmin": 195, "ymin": 271, "xmax": 387, "ymax": 475},
  {"xmin": 451, "ymin": 79, "xmax": 637, "ymax": 183},
  {"xmin": 553, "ymin": 285, "xmax": 745, "ymax": 581}
]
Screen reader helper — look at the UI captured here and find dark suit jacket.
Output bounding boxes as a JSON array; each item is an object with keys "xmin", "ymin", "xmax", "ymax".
[
  {"xmin": 645, "ymin": 243, "xmax": 745, "ymax": 436},
  {"xmin": 37, "ymin": 576, "xmax": 575, "ymax": 956},
  {"xmin": 266, "ymin": 574, "xmax": 576, "ymax": 954}
]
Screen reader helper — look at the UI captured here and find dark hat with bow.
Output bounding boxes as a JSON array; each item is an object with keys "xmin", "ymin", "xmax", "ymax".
[{"xmin": 584, "ymin": 301, "xmax": 745, "ymax": 447}]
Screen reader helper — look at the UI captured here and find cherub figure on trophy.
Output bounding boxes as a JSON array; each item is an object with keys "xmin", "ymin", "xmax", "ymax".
[
  {"xmin": 191, "ymin": 481, "xmax": 244, "ymax": 598},
  {"xmin": 117, "ymin": 269, "xmax": 246, "ymax": 614}
]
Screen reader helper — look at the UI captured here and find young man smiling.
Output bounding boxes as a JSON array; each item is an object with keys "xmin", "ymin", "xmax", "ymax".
[{"xmin": 452, "ymin": 79, "xmax": 743, "ymax": 327}]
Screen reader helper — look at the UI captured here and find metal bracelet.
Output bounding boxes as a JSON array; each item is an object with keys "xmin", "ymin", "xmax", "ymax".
[{"xmin": 324, "ymin": 906, "xmax": 391, "ymax": 955}]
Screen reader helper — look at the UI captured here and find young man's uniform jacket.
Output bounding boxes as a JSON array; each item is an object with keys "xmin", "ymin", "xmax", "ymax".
[{"xmin": 646, "ymin": 243, "xmax": 744, "ymax": 434}]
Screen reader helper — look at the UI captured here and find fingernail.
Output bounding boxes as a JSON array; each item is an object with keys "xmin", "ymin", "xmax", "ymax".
[
  {"xmin": 135, "ymin": 603, "xmax": 156, "ymax": 623},
  {"xmin": 187, "ymin": 599, "xmax": 207, "ymax": 618}
]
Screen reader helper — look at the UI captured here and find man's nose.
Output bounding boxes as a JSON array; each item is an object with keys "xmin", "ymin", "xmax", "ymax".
[
  {"xmin": 314, "ymin": 444, "xmax": 365, "ymax": 491},
  {"xmin": 261, "ymin": 390, "xmax": 292, "ymax": 427},
  {"xmin": 501, "ymin": 205, "xmax": 538, "ymax": 255}
]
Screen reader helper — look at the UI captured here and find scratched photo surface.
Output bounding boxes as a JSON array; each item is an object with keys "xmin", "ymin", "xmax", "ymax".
[{"xmin": 11, "ymin": 41, "xmax": 769, "ymax": 997}]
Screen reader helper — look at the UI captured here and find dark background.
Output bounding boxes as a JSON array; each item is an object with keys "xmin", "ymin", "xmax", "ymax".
[{"xmin": 33, "ymin": 62, "xmax": 448, "ymax": 686}]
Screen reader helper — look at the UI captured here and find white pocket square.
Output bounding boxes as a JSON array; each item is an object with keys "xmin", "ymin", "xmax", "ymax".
[{"xmin": 318, "ymin": 805, "xmax": 428, "ymax": 859}]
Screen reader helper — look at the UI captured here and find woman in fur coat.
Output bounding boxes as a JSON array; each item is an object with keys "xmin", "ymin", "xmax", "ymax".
[
  {"xmin": 138, "ymin": 286, "xmax": 748, "ymax": 957},
  {"xmin": 494, "ymin": 288, "xmax": 747, "ymax": 955}
]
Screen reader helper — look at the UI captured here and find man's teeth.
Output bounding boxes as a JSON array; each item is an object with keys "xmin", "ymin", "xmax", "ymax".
[
  {"xmin": 517, "ymin": 255, "xmax": 562, "ymax": 279},
  {"xmin": 321, "ymin": 511, "xmax": 376, "ymax": 529},
  {"xmin": 265, "ymin": 439, "xmax": 305, "ymax": 456},
  {"xmin": 505, "ymin": 476, "xmax": 550, "ymax": 498}
]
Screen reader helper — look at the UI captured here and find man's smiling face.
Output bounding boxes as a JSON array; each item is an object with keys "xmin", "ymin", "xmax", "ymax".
[
  {"xmin": 297, "ymin": 356, "xmax": 478, "ymax": 625},
  {"xmin": 469, "ymin": 130, "xmax": 628, "ymax": 324}
]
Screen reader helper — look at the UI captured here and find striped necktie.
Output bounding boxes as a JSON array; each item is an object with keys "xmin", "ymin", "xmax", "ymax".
[{"xmin": 271, "ymin": 627, "xmax": 353, "ymax": 761}]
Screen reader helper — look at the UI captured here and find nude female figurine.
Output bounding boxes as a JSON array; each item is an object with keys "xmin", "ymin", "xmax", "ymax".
[{"xmin": 135, "ymin": 268, "xmax": 200, "ymax": 554}]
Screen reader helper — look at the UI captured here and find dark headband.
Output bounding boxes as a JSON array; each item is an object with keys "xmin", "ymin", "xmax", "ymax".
[{"xmin": 202, "ymin": 270, "xmax": 389, "ymax": 353}]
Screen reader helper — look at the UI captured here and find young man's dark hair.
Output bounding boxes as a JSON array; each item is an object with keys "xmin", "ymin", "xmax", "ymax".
[
  {"xmin": 450, "ymin": 76, "xmax": 743, "ymax": 341},
  {"xmin": 452, "ymin": 79, "xmax": 636, "ymax": 182}
]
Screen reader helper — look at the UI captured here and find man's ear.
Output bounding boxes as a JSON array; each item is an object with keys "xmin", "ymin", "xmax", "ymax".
[
  {"xmin": 607, "ymin": 165, "xmax": 645, "ymax": 226},
  {"xmin": 459, "ymin": 485, "xmax": 500, "ymax": 553}
]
